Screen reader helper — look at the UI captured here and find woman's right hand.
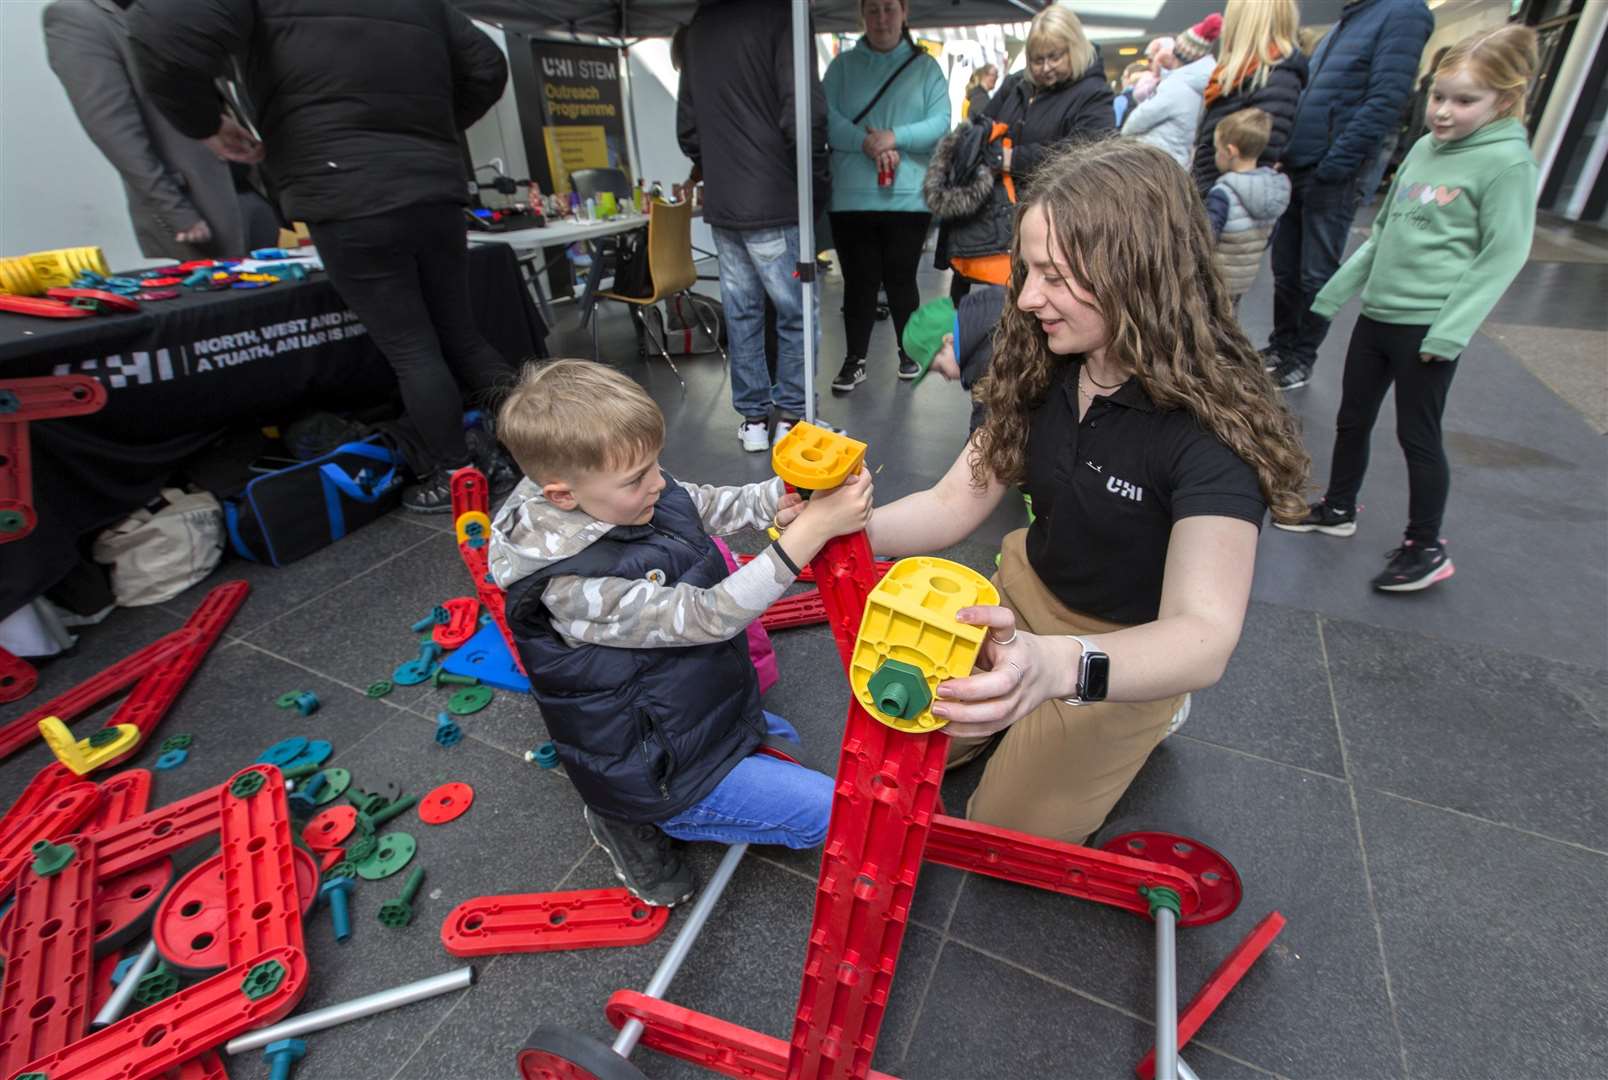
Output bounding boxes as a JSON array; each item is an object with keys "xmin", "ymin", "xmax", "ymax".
[{"xmin": 930, "ymin": 333, "xmax": 961, "ymax": 381}]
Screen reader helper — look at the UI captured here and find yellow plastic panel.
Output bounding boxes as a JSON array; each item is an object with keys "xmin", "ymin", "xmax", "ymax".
[
  {"xmin": 771, "ymin": 421, "xmax": 867, "ymax": 491},
  {"xmin": 849, "ymin": 557, "xmax": 1000, "ymax": 733},
  {"xmin": 37, "ymin": 716, "xmax": 141, "ymax": 776}
]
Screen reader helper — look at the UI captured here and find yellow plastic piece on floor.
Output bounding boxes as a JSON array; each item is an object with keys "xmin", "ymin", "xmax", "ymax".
[
  {"xmin": 455, "ymin": 510, "xmax": 492, "ymax": 545},
  {"xmin": 849, "ymin": 557, "xmax": 999, "ymax": 733},
  {"xmin": 37, "ymin": 716, "xmax": 141, "ymax": 776},
  {"xmin": 772, "ymin": 421, "xmax": 866, "ymax": 491}
]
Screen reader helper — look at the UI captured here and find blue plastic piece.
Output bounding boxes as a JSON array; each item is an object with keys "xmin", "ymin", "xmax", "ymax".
[
  {"xmin": 410, "ymin": 613, "xmax": 436, "ymax": 633},
  {"xmin": 439, "ymin": 621, "xmax": 530, "ymax": 693},
  {"xmin": 256, "ymin": 736, "xmax": 309, "ymax": 766},
  {"xmin": 110, "ymin": 953, "xmax": 138, "ymax": 986},
  {"xmin": 154, "ymin": 748, "xmax": 188, "ymax": 770},
  {"xmin": 393, "ymin": 658, "xmax": 438, "ymax": 686},
  {"xmin": 418, "ymin": 641, "xmax": 443, "ymax": 664},
  {"xmin": 286, "ymin": 771, "xmax": 326, "ymax": 815},
  {"xmin": 434, "ymin": 713, "xmax": 462, "ymax": 749},
  {"xmin": 319, "ymin": 878, "xmax": 354, "ymax": 942},
  {"xmin": 294, "ymin": 691, "xmax": 320, "ymax": 716},
  {"xmin": 282, "ymin": 739, "xmax": 332, "ymax": 771}
]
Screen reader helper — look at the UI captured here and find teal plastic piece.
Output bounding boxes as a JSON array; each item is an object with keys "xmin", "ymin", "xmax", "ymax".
[
  {"xmin": 434, "ymin": 713, "xmax": 462, "ymax": 748},
  {"xmin": 154, "ymin": 748, "xmax": 188, "ymax": 770},
  {"xmin": 256, "ymin": 736, "xmax": 309, "ymax": 766}
]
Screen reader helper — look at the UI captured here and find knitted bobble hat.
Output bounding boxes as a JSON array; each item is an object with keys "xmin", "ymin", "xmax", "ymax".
[{"xmin": 1174, "ymin": 13, "xmax": 1222, "ymax": 63}]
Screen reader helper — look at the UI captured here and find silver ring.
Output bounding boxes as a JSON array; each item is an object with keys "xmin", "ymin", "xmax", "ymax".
[{"xmin": 990, "ymin": 630, "xmax": 1018, "ymax": 646}]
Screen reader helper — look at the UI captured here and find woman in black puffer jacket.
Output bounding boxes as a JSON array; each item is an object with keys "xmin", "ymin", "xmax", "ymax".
[
  {"xmin": 1191, "ymin": 0, "xmax": 1308, "ymax": 195},
  {"xmin": 936, "ymin": 4, "xmax": 1113, "ymax": 301}
]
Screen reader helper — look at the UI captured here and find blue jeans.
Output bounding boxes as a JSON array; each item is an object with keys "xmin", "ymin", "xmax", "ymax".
[
  {"xmin": 1269, "ymin": 170, "xmax": 1364, "ymax": 370},
  {"xmin": 713, "ymin": 225, "xmax": 819, "ymax": 421},
  {"xmin": 658, "ymin": 711, "xmax": 832, "ymax": 849}
]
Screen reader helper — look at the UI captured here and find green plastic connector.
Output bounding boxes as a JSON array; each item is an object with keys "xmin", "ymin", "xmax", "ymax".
[
  {"xmin": 323, "ymin": 860, "xmax": 359, "ymax": 882},
  {"xmin": 30, "ymin": 840, "xmax": 75, "ymax": 877},
  {"xmin": 345, "ymin": 834, "xmax": 378, "ymax": 863},
  {"xmin": 160, "ymin": 734, "xmax": 194, "ymax": 752},
  {"xmin": 16, "ymin": 1072, "xmax": 47, "ymax": 1080},
  {"xmin": 866, "ymin": 659, "xmax": 931, "ymax": 720},
  {"xmin": 1140, "ymin": 885, "xmax": 1183, "ymax": 920},
  {"xmin": 280, "ymin": 760, "xmax": 322, "ymax": 781},
  {"xmin": 367, "ymin": 794, "xmax": 418, "ymax": 829},
  {"xmin": 86, "ymin": 728, "xmax": 121, "ymax": 748},
  {"xmin": 230, "ymin": 771, "xmax": 266, "ymax": 798},
  {"xmin": 431, "ymin": 670, "xmax": 478, "ymax": 688},
  {"xmin": 366, "ymin": 680, "xmax": 393, "ymax": 698},
  {"xmin": 241, "ymin": 959, "xmax": 286, "ymax": 1001},
  {"xmin": 0, "ymin": 510, "xmax": 27, "ymax": 535},
  {"xmin": 133, "ymin": 960, "xmax": 179, "ymax": 1006},
  {"xmin": 348, "ymin": 790, "xmax": 387, "ymax": 815},
  {"xmin": 377, "ymin": 866, "xmax": 426, "ymax": 928},
  {"xmin": 275, "ymin": 692, "xmax": 300, "ymax": 709}
]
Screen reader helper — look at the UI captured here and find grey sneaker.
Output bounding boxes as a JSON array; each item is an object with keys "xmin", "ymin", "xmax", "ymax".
[
  {"xmin": 583, "ymin": 806, "xmax": 696, "ymax": 907},
  {"xmin": 1273, "ymin": 501, "xmax": 1358, "ymax": 537},
  {"xmin": 1273, "ymin": 360, "xmax": 1312, "ymax": 391},
  {"xmin": 831, "ymin": 356, "xmax": 867, "ymax": 392}
]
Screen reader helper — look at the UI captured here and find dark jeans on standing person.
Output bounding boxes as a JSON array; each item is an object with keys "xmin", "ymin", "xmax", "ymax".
[
  {"xmin": 1324, "ymin": 315, "xmax": 1458, "ymax": 544},
  {"xmin": 309, "ymin": 202, "xmax": 513, "ymax": 473},
  {"xmin": 1269, "ymin": 170, "xmax": 1364, "ymax": 371},
  {"xmin": 830, "ymin": 211, "xmax": 930, "ymax": 361}
]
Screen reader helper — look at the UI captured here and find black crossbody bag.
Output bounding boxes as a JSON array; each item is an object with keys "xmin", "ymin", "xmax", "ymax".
[{"xmin": 852, "ymin": 44, "xmax": 925, "ymax": 125}]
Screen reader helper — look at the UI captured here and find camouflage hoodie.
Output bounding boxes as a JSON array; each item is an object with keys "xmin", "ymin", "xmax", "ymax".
[{"xmin": 488, "ymin": 474, "xmax": 798, "ymax": 649}]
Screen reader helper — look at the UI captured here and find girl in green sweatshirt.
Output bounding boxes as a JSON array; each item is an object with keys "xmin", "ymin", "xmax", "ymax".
[{"xmin": 1275, "ymin": 25, "xmax": 1540, "ymax": 592}]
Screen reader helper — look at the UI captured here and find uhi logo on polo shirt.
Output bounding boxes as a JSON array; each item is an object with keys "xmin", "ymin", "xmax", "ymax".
[{"xmin": 1105, "ymin": 474, "xmax": 1144, "ymax": 503}]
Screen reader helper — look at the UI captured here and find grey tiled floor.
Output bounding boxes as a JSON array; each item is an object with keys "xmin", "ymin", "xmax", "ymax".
[{"xmin": 2, "ymin": 234, "xmax": 1604, "ymax": 1080}]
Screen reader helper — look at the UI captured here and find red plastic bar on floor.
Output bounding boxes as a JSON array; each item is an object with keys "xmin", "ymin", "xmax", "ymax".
[
  {"xmin": 0, "ymin": 374, "xmax": 107, "ymax": 544},
  {"xmin": 0, "ymin": 782, "xmax": 99, "ymax": 902},
  {"xmin": 441, "ymin": 888, "xmax": 670, "ymax": 957}
]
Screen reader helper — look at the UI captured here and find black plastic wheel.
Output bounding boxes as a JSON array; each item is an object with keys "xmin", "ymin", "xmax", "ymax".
[
  {"xmin": 517, "ymin": 1027, "xmax": 647, "ymax": 1080},
  {"xmin": 1093, "ymin": 814, "xmax": 1244, "ymax": 927}
]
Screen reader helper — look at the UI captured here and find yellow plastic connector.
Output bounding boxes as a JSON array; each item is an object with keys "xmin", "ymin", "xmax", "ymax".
[
  {"xmin": 849, "ymin": 557, "xmax": 1000, "ymax": 733},
  {"xmin": 37, "ymin": 716, "xmax": 140, "ymax": 776},
  {"xmin": 455, "ymin": 510, "xmax": 492, "ymax": 545},
  {"xmin": 772, "ymin": 421, "xmax": 866, "ymax": 491}
]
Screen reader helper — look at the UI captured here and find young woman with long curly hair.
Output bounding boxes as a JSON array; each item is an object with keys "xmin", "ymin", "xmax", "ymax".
[{"xmin": 864, "ymin": 138, "xmax": 1309, "ymax": 844}]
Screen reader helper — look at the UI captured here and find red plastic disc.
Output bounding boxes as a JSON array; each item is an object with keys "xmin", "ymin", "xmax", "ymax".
[
  {"xmin": 303, "ymin": 804, "xmax": 358, "ymax": 850},
  {"xmin": 153, "ymin": 847, "xmax": 317, "ymax": 973},
  {"xmin": 419, "ymin": 782, "xmax": 474, "ymax": 825},
  {"xmin": 1095, "ymin": 828, "xmax": 1243, "ymax": 927}
]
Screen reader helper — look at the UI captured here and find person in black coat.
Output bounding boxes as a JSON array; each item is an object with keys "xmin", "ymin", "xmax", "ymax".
[
  {"xmin": 1190, "ymin": 0, "xmax": 1308, "ymax": 195},
  {"xmin": 129, "ymin": 0, "xmax": 515, "ymax": 513},
  {"xmin": 981, "ymin": 6, "xmax": 1115, "ymax": 195}
]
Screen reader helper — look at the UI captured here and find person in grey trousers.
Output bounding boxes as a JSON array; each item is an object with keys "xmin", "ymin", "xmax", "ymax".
[{"xmin": 43, "ymin": 0, "xmax": 275, "ymax": 261}]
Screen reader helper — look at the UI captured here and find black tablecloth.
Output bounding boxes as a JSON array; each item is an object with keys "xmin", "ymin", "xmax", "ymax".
[{"xmin": 0, "ymin": 241, "xmax": 545, "ymax": 614}]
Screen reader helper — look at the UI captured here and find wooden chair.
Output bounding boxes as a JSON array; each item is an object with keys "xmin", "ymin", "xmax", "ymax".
[{"xmin": 594, "ymin": 198, "xmax": 723, "ymax": 388}]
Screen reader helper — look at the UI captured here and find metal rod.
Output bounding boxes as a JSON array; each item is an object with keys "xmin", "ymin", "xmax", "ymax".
[
  {"xmin": 791, "ymin": 0, "xmax": 817, "ymax": 424},
  {"xmin": 611, "ymin": 842, "xmax": 749, "ymax": 1058},
  {"xmin": 91, "ymin": 940, "xmax": 158, "ymax": 1029},
  {"xmin": 1176, "ymin": 1054, "xmax": 1201, "ymax": 1080},
  {"xmin": 1154, "ymin": 906, "xmax": 1179, "ymax": 1080},
  {"xmin": 225, "ymin": 966, "xmax": 474, "ymax": 1054}
]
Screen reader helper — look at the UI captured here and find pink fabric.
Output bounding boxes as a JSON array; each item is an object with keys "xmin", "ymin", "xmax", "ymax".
[{"xmin": 711, "ymin": 536, "xmax": 779, "ymax": 695}]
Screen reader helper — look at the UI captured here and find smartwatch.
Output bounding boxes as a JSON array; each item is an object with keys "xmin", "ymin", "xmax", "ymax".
[{"xmin": 1062, "ymin": 635, "xmax": 1110, "ymax": 705}]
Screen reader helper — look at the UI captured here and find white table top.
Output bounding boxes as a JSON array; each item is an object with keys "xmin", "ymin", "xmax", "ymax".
[{"xmin": 467, "ymin": 212, "xmax": 650, "ymax": 253}]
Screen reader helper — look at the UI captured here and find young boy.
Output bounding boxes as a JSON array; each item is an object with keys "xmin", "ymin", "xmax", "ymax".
[
  {"xmin": 489, "ymin": 360, "xmax": 873, "ymax": 906},
  {"xmin": 902, "ymin": 285, "xmax": 1007, "ymax": 434},
  {"xmin": 1204, "ymin": 108, "xmax": 1292, "ymax": 302}
]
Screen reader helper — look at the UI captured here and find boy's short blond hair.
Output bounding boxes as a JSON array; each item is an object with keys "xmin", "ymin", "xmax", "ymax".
[
  {"xmin": 496, "ymin": 359, "xmax": 664, "ymax": 481},
  {"xmin": 1214, "ymin": 107, "xmax": 1273, "ymax": 162}
]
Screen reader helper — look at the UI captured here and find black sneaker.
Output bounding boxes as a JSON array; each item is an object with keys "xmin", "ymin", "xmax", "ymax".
[
  {"xmin": 1258, "ymin": 345, "xmax": 1284, "ymax": 373},
  {"xmin": 1273, "ymin": 360, "xmax": 1312, "ymax": 391},
  {"xmin": 401, "ymin": 467, "xmax": 461, "ymax": 514},
  {"xmin": 466, "ymin": 426, "xmax": 520, "ymax": 500},
  {"xmin": 831, "ymin": 357, "xmax": 867, "ymax": 393},
  {"xmin": 897, "ymin": 353, "xmax": 920, "ymax": 380},
  {"xmin": 1372, "ymin": 540, "xmax": 1455, "ymax": 592},
  {"xmin": 1274, "ymin": 501, "xmax": 1358, "ymax": 537},
  {"xmin": 583, "ymin": 806, "xmax": 696, "ymax": 907}
]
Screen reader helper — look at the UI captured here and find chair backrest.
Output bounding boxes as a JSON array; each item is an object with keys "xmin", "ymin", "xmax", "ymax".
[
  {"xmin": 569, "ymin": 168, "xmax": 632, "ymax": 203},
  {"xmin": 644, "ymin": 198, "xmax": 697, "ymax": 301}
]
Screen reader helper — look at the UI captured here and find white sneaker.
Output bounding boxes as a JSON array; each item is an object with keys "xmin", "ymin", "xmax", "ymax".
[
  {"xmin": 739, "ymin": 420, "xmax": 769, "ymax": 453},
  {"xmin": 771, "ymin": 420, "xmax": 793, "ymax": 446},
  {"xmin": 1165, "ymin": 693, "xmax": 1192, "ymax": 736}
]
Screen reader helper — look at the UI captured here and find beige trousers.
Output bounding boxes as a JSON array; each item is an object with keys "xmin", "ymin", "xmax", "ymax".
[{"xmin": 945, "ymin": 529, "xmax": 1184, "ymax": 845}]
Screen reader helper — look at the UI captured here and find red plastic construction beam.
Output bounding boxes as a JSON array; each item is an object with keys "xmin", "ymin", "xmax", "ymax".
[
  {"xmin": 0, "ymin": 374, "xmax": 107, "ymax": 543},
  {"xmin": 217, "ymin": 765, "xmax": 304, "ymax": 963},
  {"xmin": 0, "ymin": 782, "xmax": 100, "ymax": 902},
  {"xmin": 759, "ymin": 590, "xmax": 827, "ymax": 631},
  {"xmin": 0, "ymin": 833, "xmax": 100, "ymax": 1075},
  {"xmin": 442, "ymin": 888, "xmax": 670, "ymax": 957},
  {"xmin": 736, "ymin": 553, "xmax": 895, "ymax": 585},
  {"xmin": 0, "ymin": 645, "xmax": 37, "ymax": 704}
]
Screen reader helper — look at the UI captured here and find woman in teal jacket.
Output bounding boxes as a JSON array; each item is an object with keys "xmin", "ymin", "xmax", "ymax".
[{"xmin": 824, "ymin": 0, "xmax": 949, "ymax": 391}]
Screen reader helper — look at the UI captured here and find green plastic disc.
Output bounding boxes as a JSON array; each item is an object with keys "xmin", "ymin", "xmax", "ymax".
[
  {"xmin": 160, "ymin": 734, "xmax": 194, "ymax": 752},
  {"xmin": 354, "ymin": 832, "xmax": 417, "ymax": 880},
  {"xmin": 446, "ymin": 685, "xmax": 493, "ymax": 716},
  {"xmin": 275, "ymin": 691, "xmax": 300, "ymax": 708},
  {"xmin": 240, "ymin": 959, "xmax": 286, "ymax": 1001},
  {"xmin": 312, "ymin": 767, "xmax": 351, "ymax": 806},
  {"xmin": 230, "ymin": 771, "xmax": 266, "ymax": 799},
  {"xmin": 366, "ymin": 680, "xmax": 393, "ymax": 698}
]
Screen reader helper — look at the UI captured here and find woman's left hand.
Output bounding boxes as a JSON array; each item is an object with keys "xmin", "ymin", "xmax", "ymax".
[
  {"xmin": 775, "ymin": 491, "xmax": 806, "ymax": 529},
  {"xmin": 863, "ymin": 128, "xmax": 896, "ymax": 157},
  {"xmin": 931, "ymin": 606, "xmax": 1061, "ymax": 738}
]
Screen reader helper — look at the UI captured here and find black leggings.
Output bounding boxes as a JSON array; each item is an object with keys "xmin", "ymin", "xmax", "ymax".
[
  {"xmin": 830, "ymin": 211, "xmax": 930, "ymax": 361},
  {"xmin": 310, "ymin": 203, "xmax": 513, "ymax": 473},
  {"xmin": 1324, "ymin": 315, "xmax": 1459, "ymax": 544}
]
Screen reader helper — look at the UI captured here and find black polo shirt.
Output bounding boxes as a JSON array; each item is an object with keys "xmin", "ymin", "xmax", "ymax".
[{"xmin": 1024, "ymin": 360, "xmax": 1266, "ymax": 625}]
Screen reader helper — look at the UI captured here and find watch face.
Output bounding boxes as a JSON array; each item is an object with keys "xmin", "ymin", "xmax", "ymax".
[{"xmin": 1082, "ymin": 653, "xmax": 1110, "ymax": 701}]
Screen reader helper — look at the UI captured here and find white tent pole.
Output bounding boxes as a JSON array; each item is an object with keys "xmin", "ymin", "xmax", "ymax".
[{"xmin": 791, "ymin": 0, "xmax": 817, "ymax": 425}]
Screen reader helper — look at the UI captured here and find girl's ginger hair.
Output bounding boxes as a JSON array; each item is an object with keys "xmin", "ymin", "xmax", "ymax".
[
  {"xmin": 971, "ymin": 139, "xmax": 1310, "ymax": 523},
  {"xmin": 1214, "ymin": 0, "xmax": 1300, "ymax": 94},
  {"xmin": 1437, "ymin": 24, "xmax": 1540, "ymax": 122}
]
